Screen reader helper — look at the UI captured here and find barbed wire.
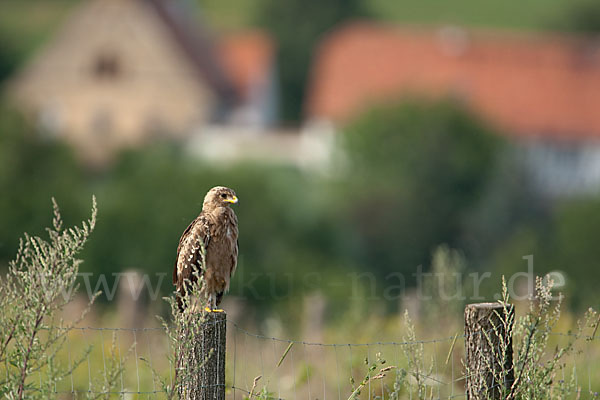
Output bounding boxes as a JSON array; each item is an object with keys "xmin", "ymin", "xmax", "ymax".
[
  {"xmin": 227, "ymin": 320, "xmax": 463, "ymax": 347},
  {"xmin": 11, "ymin": 318, "xmax": 600, "ymax": 399}
]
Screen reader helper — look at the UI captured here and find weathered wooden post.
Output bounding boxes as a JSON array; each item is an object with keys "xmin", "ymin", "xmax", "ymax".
[
  {"xmin": 465, "ymin": 303, "xmax": 514, "ymax": 400},
  {"xmin": 177, "ymin": 311, "xmax": 226, "ymax": 400}
]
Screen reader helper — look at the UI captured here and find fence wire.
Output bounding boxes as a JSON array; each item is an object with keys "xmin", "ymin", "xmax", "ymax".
[
  {"xmin": 8, "ymin": 320, "xmax": 600, "ymax": 399},
  {"xmin": 226, "ymin": 320, "xmax": 465, "ymax": 400}
]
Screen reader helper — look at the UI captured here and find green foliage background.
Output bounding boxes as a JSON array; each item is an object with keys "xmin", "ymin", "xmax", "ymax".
[
  {"xmin": 2, "ymin": 0, "xmax": 600, "ymax": 316},
  {"xmin": 340, "ymin": 100, "xmax": 501, "ymax": 279},
  {"xmin": 2, "ymin": 96, "xmax": 600, "ymax": 312}
]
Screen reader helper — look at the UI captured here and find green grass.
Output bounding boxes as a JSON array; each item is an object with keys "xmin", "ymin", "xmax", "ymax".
[{"xmin": 368, "ymin": 0, "xmax": 572, "ymax": 31}]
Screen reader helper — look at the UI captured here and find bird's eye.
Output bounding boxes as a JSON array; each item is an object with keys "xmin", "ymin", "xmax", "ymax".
[{"xmin": 220, "ymin": 193, "xmax": 227, "ymax": 199}]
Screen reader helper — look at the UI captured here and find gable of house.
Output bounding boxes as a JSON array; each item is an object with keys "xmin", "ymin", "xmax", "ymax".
[{"xmin": 9, "ymin": 0, "xmax": 238, "ymax": 162}]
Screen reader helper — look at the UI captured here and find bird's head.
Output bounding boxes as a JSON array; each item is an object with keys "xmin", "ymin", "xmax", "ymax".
[{"xmin": 203, "ymin": 186, "xmax": 238, "ymax": 210}]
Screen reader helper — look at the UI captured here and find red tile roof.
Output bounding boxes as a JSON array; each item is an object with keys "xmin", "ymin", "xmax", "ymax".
[
  {"xmin": 306, "ymin": 22, "xmax": 600, "ymax": 140},
  {"xmin": 219, "ymin": 31, "xmax": 275, "ymax": 101}
]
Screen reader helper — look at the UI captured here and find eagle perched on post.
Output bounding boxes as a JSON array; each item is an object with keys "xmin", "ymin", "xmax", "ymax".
[{"xmin": 173, "ymin": 187, "xmax": 239, "ymax": 311}]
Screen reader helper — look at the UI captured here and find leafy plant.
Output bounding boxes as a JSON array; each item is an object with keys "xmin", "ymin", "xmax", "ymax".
[
  {"xmin": 401, "ymin": 311, "xmax": 433, "ymax": 399},
  {"xmin": 0, "ymin": 197, "xmax": 124, "ymax": 399},
  {"xmin": 472, "ymin": 276, "xmax": 599, "ymax": 400},
  {"xmin": 348, "ymin": 352, "xmax": 395, "ymax": 400},
  {"xmin": 510, "ymin": 277, "xmax": 597, "ymax": 399}
]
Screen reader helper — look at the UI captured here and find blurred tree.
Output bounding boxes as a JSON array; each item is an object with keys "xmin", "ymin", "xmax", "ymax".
[
  {"xmin": 78, "ymin": 144, "xmax": 349, "ymax": 314},
  {"xmin": 482, "ymin": 226, "xmax": 543, "ymax": 295},
  {"xmin": 553, "ymin": 0, "xmax": 600, "ymax": 33},
  {"xmin": 3, "ymin": 95, "xmax": 599, "ymax": 314},
  {"xmin": 484, "ymin": 196, "xmax": 600, "ymax": 310},
  {"xmin": 338, "ymin": 99, "xmax": 503, "ymax": 279},
  {"xmin": 460, "ymin": 148, "xmax": 550, "ymax": 266},
  {"xmin": 0, "ymin": 103, "xmax": 349, "ymax": 314},
  {"xmin": 0, "ymin": 38, "xmax": 19, "ymax": 86},
  {"xmin": 0, "ymin": 102, "xmax": 89, "ymax": 266},
  {"xmin": 547, "ymin": 198, "xmax": 600, "ymax": 308},
  {"xmin": 255, "ymin": 0, "xmax": 369, "ymax": 121},
  {"xmin": 0, "ymin": 0, "xmax": 76, "ymax": 85}
]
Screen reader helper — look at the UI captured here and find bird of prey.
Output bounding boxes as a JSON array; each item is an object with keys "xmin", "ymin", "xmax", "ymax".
[{"xmin": 173, "ymin": 186, "xmax": 239, "ymax": 311}]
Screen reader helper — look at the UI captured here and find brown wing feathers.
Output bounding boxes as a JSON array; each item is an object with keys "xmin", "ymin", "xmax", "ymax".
[{"xmin": 173, "ymin": 215, "xmax": 210, "ymax": 308}]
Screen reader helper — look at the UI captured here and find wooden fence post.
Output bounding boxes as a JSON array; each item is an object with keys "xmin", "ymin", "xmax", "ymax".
[
  {"xmin": 465, "ymin": 303, "xmax": 514, "ymax": 400},
  {"xmin": 177, "ymin": 311, "xmax": 226, "ymax": 400}
]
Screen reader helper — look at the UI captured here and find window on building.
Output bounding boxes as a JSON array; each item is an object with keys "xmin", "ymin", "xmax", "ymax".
[{"xmin": 93, "ymin": 52, "xmax": 121, "ymax": 80}]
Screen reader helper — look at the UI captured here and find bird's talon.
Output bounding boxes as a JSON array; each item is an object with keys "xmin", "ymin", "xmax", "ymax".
[{"xmin": 203, "ymin": 307, "xmax": 225, "ymax": 313}]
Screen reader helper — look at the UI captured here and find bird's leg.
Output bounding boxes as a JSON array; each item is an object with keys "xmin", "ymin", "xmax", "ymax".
[
  {"xmin": 211, "ymin": 295, "xmax": 225, "ymax": 312},
  {"xmin": 203, "ymin": 293, "xmax": 225, "ymax": 313},
  {"xmin": 204, "ymin": 294, "xmax": 214, "ymax": 313}
]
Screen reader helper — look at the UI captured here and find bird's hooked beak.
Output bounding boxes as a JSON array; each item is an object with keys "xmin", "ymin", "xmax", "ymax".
[{"xmin": 225, "ymin": 195, "xmax": 238, "ymax": 204}]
